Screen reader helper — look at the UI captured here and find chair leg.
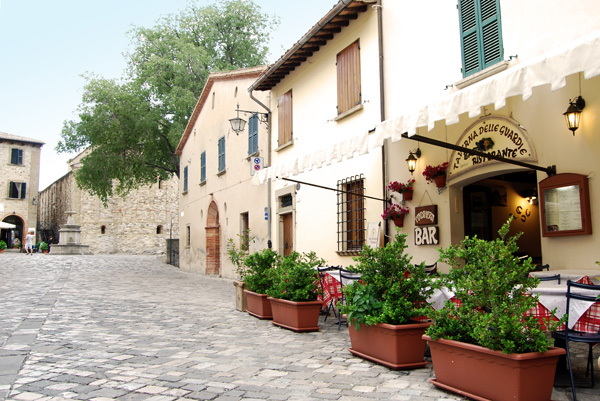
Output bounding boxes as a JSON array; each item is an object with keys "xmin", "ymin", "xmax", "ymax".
[
  {"xmin": 565, "ymin": 339, "xmax": 578, "ymax": 401},
  {"xmin": 587, "ymin": 343, "xmax": 595, "ymax": 388}
]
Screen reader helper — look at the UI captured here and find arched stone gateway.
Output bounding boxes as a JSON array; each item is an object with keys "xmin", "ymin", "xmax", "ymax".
[{"xmin": 205, "ymin": 200, "xmax": 221, "ymax": 276}]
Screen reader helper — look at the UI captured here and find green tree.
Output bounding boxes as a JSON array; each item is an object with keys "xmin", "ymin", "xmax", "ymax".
[{"xmin": 58, "ymin": 0, "xmax": 278, "ymax": 203}]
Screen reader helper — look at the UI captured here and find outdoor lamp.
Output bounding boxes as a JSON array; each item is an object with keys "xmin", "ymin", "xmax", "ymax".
[
  {"xmin": 229, "ymin": 104, "xmax": 247, "ymax": 134},
  {"xmin": 405, "ymin": 148, "xmax": 421, "ymax": 175},
  {"xmin": 563, "ymin": 96, "xmax": 585, "ymax": 135}
]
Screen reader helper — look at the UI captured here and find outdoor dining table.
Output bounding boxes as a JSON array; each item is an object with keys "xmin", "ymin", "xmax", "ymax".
[
  {"xmin": 530, "ymin": 269, "xmax": 600, "ymax": 285},
  {"xmin": 317, "ymin": 268, "xmax": 360, "ymax": 309},
  {"xmin": 528, "ymin": 279, "xmax": 600, "ymax": 333}
]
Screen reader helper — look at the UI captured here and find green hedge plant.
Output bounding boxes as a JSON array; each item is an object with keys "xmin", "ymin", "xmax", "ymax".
[
  {"xmin": 425, "ymin": 217, "xmax": 564, "ymax": 354},
  {"xmin": 0, "ymin": 240, "xmax": 7, "ymax": 250},
  {"xmin": 243, "ymin": 249, "xmax": 280, "ymax": 294},
  {"xmin": 341, "ymin": 230, "xmax": 436, "ymax": 331},
  {"xmin": 267, "ymin": 251, "xmax": 325, "ymax": 302}
]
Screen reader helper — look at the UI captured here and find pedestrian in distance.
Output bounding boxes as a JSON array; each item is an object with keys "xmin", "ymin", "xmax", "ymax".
[{"xmin": 25, "ymin": 230, "xmax": 35, "ymax": 255}]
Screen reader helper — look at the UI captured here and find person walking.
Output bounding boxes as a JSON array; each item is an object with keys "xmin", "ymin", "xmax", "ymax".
[{"xmin": 25, "ymin": 230, "xmax": 35, "ymax": 255}]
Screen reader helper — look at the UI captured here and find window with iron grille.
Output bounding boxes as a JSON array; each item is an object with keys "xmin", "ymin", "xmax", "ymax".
[
  {"xmin": 337, "ymin": 175, "xmax": 365, "ymax": 252},
  {"xmin": 337, "ymin": 40, "xmax": 361, "ymax": 116},
  {"xmin": 280, "ymin": 193, "xmax": 293, "ymax": 208},
  {"xmin": 218, "ymin": 136, "xmax": 226, "ymax": 172},
  {"xmin": 8, "ymin": 182, "xmax": 26, "ymax": 199},
  {"xmin": 459, "ymin": 0, "xmax": 503, "ymax": 77},
  {"xmin": 11, "ymin": 148, "xmax": 23, "ymax": 165},
  {"xmin": 248, "ymin": 114, "xmax": 258, "ymax": 155}
]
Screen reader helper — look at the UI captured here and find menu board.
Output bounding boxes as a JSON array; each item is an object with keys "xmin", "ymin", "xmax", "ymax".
[
  {"xmin": 543, "ymin": 185, "xmax": 582, "ymax": 232},
  {"xmin": 539, "ymin": 173, "xmax": 591, "ymax": 237}
]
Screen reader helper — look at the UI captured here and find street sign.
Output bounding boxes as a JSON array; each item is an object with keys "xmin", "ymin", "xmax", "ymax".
[{"xmin": 251, "ymin": 157, "xmax": 264, "ymax": 176}]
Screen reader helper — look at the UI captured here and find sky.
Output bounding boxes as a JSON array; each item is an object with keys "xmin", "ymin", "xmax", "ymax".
[{"xmin": 0, "ymin": 0, "xmax": 339, "ymax": 190}]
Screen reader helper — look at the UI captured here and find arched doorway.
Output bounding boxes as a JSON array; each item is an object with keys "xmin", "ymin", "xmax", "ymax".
[
  {"xmin": 205, "ymin": 201, "xmax": 221, "ymax": 276},
  {"xmin": 1, "ymin": 215, "xmax": 24, "ymax": 248},
  {"xmin": 463, "ymin": 171, "xmax": 542, "ymax": 264}
]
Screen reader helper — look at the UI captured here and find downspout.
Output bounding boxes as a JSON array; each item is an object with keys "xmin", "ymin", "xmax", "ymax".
[
  {"xmin": 249, "ymin": 89, "xmax": 273, "ymax": 247},
  {"xmin": 376, "ymin": 0, "xmax": 388, "ymax": 245}
]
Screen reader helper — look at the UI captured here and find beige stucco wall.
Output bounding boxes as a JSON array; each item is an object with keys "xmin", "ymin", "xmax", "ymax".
[
  {"xmin": 266, "ymin": 8, "xmax": 385, "ymax": 267},
  {"xmin": 178, "ymin": 68, "xmax": 270, "ymax": 278}
]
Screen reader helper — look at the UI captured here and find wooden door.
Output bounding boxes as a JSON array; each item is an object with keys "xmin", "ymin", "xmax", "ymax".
[{"xmin": 282, "ymin": 213, "xmax": 293, "ymax": 256}]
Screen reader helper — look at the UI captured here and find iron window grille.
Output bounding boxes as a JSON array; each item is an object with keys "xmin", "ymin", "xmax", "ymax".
[{"xmin": 337, "ymin": 175, "xmax": 365, "ymax": 252}]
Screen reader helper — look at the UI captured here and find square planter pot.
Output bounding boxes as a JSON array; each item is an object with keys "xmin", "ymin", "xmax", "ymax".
[
  {"xmin": 424, "ymin": 335, "xmax": 565, "ymax": 401},
  {"xmin": 244, "ymin": 289, "xmax": 272, "ymax": 319},
  {"xmin": 268, "ymin": 297, "xmax": 322, "ymax": 332},
  {"xmin": 348, "ymin": 322, "xmax": 431, "ymax": 369}
]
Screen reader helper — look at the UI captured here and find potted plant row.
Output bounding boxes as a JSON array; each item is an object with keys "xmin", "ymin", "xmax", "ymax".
[
  {"xmin": 424, "ymin": 217, "xmax": 565, "ymax": 401},
  {"xmin": 340, "ymin": 230, "xmax": 435, "ymax": 369},
  {"xmin": 0, "ymin": 240, "xmax": 6, "ymax": 253}
]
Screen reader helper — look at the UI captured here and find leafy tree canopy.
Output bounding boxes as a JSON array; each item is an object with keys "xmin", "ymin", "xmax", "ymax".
[{"xmin": 57, "ymin": 0, "xmax": 278, "ymax": 203}]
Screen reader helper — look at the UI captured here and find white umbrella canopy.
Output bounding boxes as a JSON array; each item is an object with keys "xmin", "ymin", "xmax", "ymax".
[{"xmin": 0, "ymin": 221, "xmax": 16, "ymax": 229}]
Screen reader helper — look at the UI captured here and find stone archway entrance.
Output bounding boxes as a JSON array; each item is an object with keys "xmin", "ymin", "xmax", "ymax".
[
  {"xmin": 206, "ymin": 201, "xmax": 221, "ymax": 276},
  {"xmin": 1, "ymin": 215, "xmax": 24, "ymax": 248}
]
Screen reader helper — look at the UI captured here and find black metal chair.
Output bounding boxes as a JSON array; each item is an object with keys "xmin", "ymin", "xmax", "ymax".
[
  {"xmin": 317, "ymin": 266, "xmax": 341, "ymax": 321},
  {"xmin": 538, "ymin": 274, "xmax": 561, "ymax": 284},
  {"xmin": 553, "ymin": 280, "xmax": 600, "ymax": 401},
  {"xmin": 337, "ymin": 268, "xmax": 361, "ymax": 330},
  {"xmin": 416, "ymin": 262, "xmax": 439, "ymax": 276},
  {"xmin": 532, "ymin": 263, "xmax": 550, "ymax": 272}
]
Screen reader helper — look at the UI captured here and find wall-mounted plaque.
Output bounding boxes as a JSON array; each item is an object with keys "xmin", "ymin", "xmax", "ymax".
[
  {"xmin": 539, "ymin": 173, "xmax": 592, "ymax": 237},
  {"xmin": 415, "ymin": 205, "xmax": 438, "ymax": 226}
]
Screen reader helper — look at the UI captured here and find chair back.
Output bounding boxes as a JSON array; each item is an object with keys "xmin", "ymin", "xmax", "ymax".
[
  {"xmin": 538, "ymin": 274, "xmax": 561, "ymax": 284},
  {"xmin": 417, "ymin": 262, "xmax": 438, "ymax": 276},
  {"xmin": 565, "ymin": 280, "xmax": 600, "ymax": 331}
]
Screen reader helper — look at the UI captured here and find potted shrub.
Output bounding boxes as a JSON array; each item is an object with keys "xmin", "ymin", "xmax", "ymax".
[
  {"xmin": 387, "ymin": 178, "xmax": 415, "ymax": 201},
  {"xmin": 0, "ymin": 240, "xmax": 6, "ymax": 253},
  {"xmin": 39, "ymin": 242, "xmax": 49, "ymax": 253},
  {"xmin": 424, "ymin": 218, "xmax": 565, "ymax": 401},
  {"xmin": 266, "ymin": 251, "xmax": 325, "ymax": 332},
  {"xmin": 227, "ymin": 231, "xmax": 255, "ymax": 312},
  {"xmin": 341, "ymin": 230, "xmax": 435, "ymax": 369},
  {"xmin": 422, "ymin": 162, "xmax": 449, "ymax": 188},
  {"xmin": 382, "ymin": 203, "xmax": 409, "ymax": 228},
  {"xmin": 242, "ymin": 249, "xmax": 280, "ymax": 319}
]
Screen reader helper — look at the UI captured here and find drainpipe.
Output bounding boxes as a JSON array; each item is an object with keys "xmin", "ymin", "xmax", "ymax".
[
  {"xmin": 376, "ymin": 0, "xmax": 388, "ymax": 245},
  {"xmin": 250, "ymin": 89, "xmax": 272, "ymax": 247}
]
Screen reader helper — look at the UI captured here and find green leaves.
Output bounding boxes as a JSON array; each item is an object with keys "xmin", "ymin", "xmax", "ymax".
[
  {"xmin": 57, "ymin": 1, "xmax": 278, "ymax": 203},
  {"xmin": 266, "ymin": 251, "xmax": 325, "ymax": 302},
  {"xmin": 341, "ymin": 230, "xmax": 435, "ymax": 330},
  {"xmin": 426, "ymin": 217, "xmax": 563, "ymax": 354}
]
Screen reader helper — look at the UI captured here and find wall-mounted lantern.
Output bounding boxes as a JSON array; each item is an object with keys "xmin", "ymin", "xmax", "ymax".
[
  {"xmin": 563, "ymin": 96, "xmax": 585, "ymax": 135},
  {"xmin": 406, "ymin": 148, "xmax": 421, "ymax": 175}
]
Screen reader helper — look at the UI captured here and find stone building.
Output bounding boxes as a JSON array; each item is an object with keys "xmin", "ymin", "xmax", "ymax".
[
  {"xmin": 38, "ymin": 150, "xmax": 179, "ymax": 256},
  {"xmin": 0, "ymin": 131, "xmax": 44, "ymax": 248}
]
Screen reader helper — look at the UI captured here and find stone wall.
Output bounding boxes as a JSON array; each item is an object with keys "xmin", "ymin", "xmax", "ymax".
[{"xmin": 38, "ymin": 169, "xmax": 179, "ymax": 256}]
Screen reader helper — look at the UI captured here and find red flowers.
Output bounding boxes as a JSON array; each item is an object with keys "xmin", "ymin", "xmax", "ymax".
[
  {"xmin": 422, "ymin": 162, "xmax": 449, "ymax": 182},
  {"xmin": 387, "ymin": 179, "xmax": 415, "ymax": 193},
  {"xmin": 381, "ymin": 204, "xmax": 410, "ymax": 220}
]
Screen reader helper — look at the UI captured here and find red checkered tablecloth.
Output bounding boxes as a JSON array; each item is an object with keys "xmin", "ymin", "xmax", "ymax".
[{"xmin": 318, "ymin": 273, "xmax": 342, "ymax": 308}]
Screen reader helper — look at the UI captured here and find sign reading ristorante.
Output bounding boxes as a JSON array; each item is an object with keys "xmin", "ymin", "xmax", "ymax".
[{"xmin": 448, "ymin": 116, "xmax": 537, "ymax": 179}]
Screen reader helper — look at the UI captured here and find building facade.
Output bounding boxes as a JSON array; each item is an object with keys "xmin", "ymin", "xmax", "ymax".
[
  {"xmin": 0, "ymin": 131, "xmax": 43, "ymax": 248},
  {"xmin": 176, "ymin": 66, "xmax": 270, "ymax": 278},
  {"xmin": 38, "ymin": 151, "xmax": 179, "ymax": 256}
]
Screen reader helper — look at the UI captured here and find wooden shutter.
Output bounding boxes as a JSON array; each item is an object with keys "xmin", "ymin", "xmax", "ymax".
[
  {"xmin": 183, "ymin": 166, "xmax": 188, "ymax": 192},
  {"xmin": 337, "ymin": 40, "xmax": 361, "ymax": 115},
  {"xmin": 248, "ymin": 114, "xmax": 258, "ymax": 155},
  {"xmin": 11, "ymin": 148, "xmax": 23, "ymax": 165},
  {"xmin": 459, "ymin": 0, "xmax": 503, "ymax": 77},
  {"xmin": 218, "ymin": 137, "xmax": 225, "ymax": 172},
  {"xmin": 278, "ymin": 90, "xmax": 292, "ymax": 146}
]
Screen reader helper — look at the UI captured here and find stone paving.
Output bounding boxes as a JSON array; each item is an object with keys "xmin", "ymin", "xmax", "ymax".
[{"xmin": 0, "ymin": 254, "xmax": 598, "ymax": 401}]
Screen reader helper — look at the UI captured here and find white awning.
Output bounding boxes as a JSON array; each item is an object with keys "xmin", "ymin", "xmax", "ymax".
[{"xmin": 374, "ymin": 30, "xmax": 600, "ymax": 146}]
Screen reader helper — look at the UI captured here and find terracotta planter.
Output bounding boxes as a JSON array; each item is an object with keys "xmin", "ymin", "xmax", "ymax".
[
  {"xmin": 424, "ymin": 335, "xmax": 565, "ymax": 401},
  {"xmin": 349, "ymin": 322, "xmax": 431, "ymax": 369},
  {"xmin": 244, "ymin": 289, "xmax": 272, "ymax": 319},
  {"xmin": 268, "ymin": 297, "xmax": 322, "ymax": 332},
  {"xmin": 0, "ymin": 249, "xmax": 4, "ymax": 253},
  {"xmin": 392, "ymin": 216, "xmax": 405, "ymax": 227},
  {"xmin": 402, "ymin": 190, "xmax": 413, "ymax": 201},
  {"xmin": 433, "ymin": 175, "xmax": 446, "ymax": 188}
]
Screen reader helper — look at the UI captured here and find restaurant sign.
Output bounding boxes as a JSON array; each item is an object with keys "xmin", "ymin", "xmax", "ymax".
[
  {"xmin": 448, "ymin": 116, "xmax": 537, "ymax": 179},
  {"xmin": 414, "ymin": 206, "xmax": 439, "ymax": 246}
]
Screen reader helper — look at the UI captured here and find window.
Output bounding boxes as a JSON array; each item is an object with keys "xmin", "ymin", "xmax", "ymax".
[
  {"xmin": 101, "ymin": 225, "xmax": 106, "ymax": 234},
  {"xmin": 156, "ymin": 225, "xmax": 163, "ymax": 235},
  {"xmin": 11, "ymin": 148, "xmax": 23, "ymax": 165},
  {"xmin": 218, "ymin": 136, "xmax": 226, "ymax": 172},
  {"xmin": 183, "ymin": 166, "xmax": 188, "ymax": 192},
  {"xmin": 459, "ymin": 0, "xmax": 503, "ymax": 77},
  {"xmin": 337, "ymin": 175, "xmax": 365, "ymax": 253},
  {"xmin": 186, "ymin": 225, "xmax": 191, "ymax": 247},
  {"xmin": 8, "ymin": 182, "xmax": 26, "ymax": 199},
  {"xmin": 278, "ymin": 90, "xmax": 293, "ymax": 146},
  {"xmin": 200, "ymin": 151, "xmax": 206, "ymax": 183},
  {"xmin": 336, "ymin": 40, "xmax": 361, "ymax": 116},
  {"xmin": 248, "ymin": 114, "xmax": 258, "ymax": 155}
]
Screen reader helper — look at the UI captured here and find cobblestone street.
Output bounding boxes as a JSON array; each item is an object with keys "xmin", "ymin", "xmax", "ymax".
[{"xmin": 0, "ymin": 254, "xmax": 598, "ymax": 400}]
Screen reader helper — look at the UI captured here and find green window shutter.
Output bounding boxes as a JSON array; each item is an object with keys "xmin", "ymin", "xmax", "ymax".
[
  {"xmin": 21, "ymin": 183, "xmax": 26, "ymax": 199},
  {"xmin": 200, "ymin": 152, "xmax": 206, "ymax": 182},
  {"xmin": 11, "ymin": 148, "xmax": 23, "ymax": 165},
  {"xmin": 248, "ymin": 114, "xmax": 258, "ymax": 155},
  {"xmin": 459, "ymin": 0, "xmax": 503, "ymax": 77},
  {"xmin": 183, "ymin": 166, "xmax": 188, "ymax": 192},
  {"xmin": 218, "ymin": 137, "xmax": 226, "ymax": 172}
]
